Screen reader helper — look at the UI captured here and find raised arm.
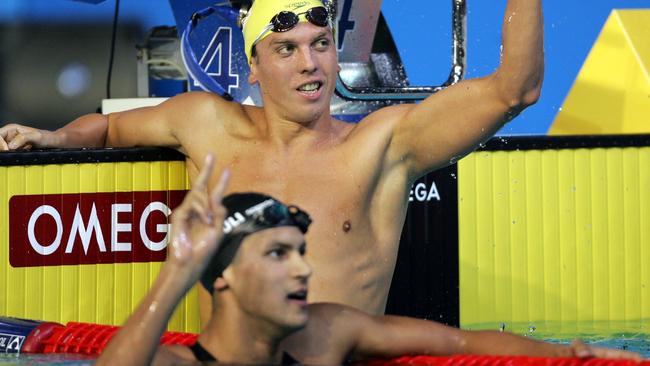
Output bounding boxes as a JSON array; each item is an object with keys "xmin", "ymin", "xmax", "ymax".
[
  {"xmin": 385, "ymin": 0, "xmax": 544, "ymax": 179},
  {"xmin": 347, "ymin": 311, "xmax": 641, "ymax": 361},
  {"xmin": 95, "ymin": 155, "xmax": 229, "ymax": 366}
]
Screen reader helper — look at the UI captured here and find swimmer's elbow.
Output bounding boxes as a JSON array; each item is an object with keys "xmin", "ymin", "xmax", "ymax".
[
  {"xmin": 519, "ymin": 83, "xmax": 542, "ymax": 107},
  {"xmin": 493, "ymin": 66, "xmax": 544, "ymax": 112}
]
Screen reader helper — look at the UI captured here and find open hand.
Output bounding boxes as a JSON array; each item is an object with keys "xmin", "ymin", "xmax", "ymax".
[
  {"xmin": 570, "ymin": 339, "xmax": 642, "ymax": 361},
  {"xmin": 167, "ymin": 154, "xmax": 230, "ymax": 280},
  {"xmin": 0, "ymin": 123, "xmax": 54, "ymax": 151}
]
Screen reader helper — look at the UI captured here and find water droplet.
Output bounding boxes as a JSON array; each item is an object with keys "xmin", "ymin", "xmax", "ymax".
[
  {"xmin": 529, "ymin": 325, "xmax": 536, "ymax": 333},
  {"xmin": 499, "ymin": 323, "xmax": 506, "ymax": 332}
]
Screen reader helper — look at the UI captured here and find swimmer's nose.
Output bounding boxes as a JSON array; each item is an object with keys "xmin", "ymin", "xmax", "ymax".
[
  {"xmin": 298, "ymin": 48, "xmax": 317, "ymax": 74},
  {"xmin": 292, "ymin": 253, "xmax": 312, "ymax": 280}
]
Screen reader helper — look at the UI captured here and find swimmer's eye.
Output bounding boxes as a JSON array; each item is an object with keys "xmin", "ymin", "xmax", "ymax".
[
  {"xmin": 277, "ymin": 44, "xmax": 295, "ymax": 56},
  {"xmin": 267, "ymin": 247, "xmax": 289, "ymax": 259},
  {"xmin": 313, "ymin": 38, "xmax": 330, "ymax": 51}
]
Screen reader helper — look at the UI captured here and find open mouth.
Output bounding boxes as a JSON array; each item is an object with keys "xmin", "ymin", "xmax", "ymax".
[
  {"xmin": 287, "ymin": 290, "xmax": 308, "ymax": 301},
  {"xmin": 296, "ymin": 82, "xmax": 322, "ymax": 94}
]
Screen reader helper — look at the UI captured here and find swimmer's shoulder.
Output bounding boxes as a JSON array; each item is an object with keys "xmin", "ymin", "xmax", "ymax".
[
  {"xmin": 280, "ymin": 303, "xmax": 365, "ymax": 362},
  {"xmin": 306, "ymin": 302, "xmax": 372, "ymax": 335},
  {"xmin": 161, "ymin": 91, "xmax": 252, "ymax": 124}
]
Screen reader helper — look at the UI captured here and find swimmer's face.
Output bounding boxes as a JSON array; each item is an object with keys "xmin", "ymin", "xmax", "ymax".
[
  {"xmin": 248, "ymin": 22, "xmax": 339, "ymax": 124},
  {"xmin": 224, "ymin": 226, "xmax": 311, "ymax": 329}
]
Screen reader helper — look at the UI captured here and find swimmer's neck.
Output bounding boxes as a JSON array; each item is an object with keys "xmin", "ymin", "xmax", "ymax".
[
  {"xmin": 202, "ymin": 306, "xmax": 296, "ymax": 363},
  {"xmin": 257, "ymin": 106, "xmax": 338, "ymax": 148}
]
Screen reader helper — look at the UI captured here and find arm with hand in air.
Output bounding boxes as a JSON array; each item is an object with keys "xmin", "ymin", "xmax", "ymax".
[
  {"xmin": 95, "ymin": 154, "xmax": 230, "ymax": 366},
  {"xmin": 383, "ymin": 0, "xmax": 544, "ymax": 179}
]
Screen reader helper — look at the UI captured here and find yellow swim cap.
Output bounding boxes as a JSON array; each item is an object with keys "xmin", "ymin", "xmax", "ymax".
[{"xmin": 242, "ymin": 0, "xmax": 328, "ymax": 64}]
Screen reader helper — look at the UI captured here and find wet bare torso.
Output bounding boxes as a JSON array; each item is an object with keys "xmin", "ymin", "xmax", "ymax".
[{"xmin": 178, "ymin": 96, "xmax": 413, "ymax": 315}]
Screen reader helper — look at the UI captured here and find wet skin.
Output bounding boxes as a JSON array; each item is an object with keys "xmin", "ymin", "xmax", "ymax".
[{"xmin": 1, "ymin": 0, "xmax": 546, "ymax": 320}]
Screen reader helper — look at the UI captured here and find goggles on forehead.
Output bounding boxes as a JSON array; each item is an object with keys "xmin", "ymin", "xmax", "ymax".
[
  {"xmin": 252, "ymin": 6, "xmax": 331, "ymax": 47},
  {"xmin": 240, "ymin": 200, "xmax": 312, "ymax": 235}
]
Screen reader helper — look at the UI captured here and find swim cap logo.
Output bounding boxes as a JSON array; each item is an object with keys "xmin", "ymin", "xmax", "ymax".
[
  {"xmin": 223, "ymin": 212, "xmax": 246, "ymax": 234},
  {"xmin": 288, "ymin": 1, "xmax": 309, "ymax": 10},
  {"xmin": 222, "ymin": 199, "xmax": 275, "ymax": 234}
]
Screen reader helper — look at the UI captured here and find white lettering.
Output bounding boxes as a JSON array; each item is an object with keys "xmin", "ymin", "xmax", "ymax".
[
  {"xmin": 409, "ymin": 182, "xmax": 442, "ymax": 202},
  {"xmin": 7, "ymin": 336, "xmax": 22, "ymax": 351},
  {"xmin": 223, "ymin": 212, "xmax": 246, "ymax": 234},
  {"xmin": 426, "ymin": 182, "xmax": 441, "ymax": 201},
  {"xmin": 414, "ymin": 183, "xmax": 427, "ymax": 201},
  {"xmin": 140, "ymin": 202, "xmax": 170, "ymax": 252},
  {"xmin": 111, "ymin": 203, "xmax": 132, "ymax": 252},
  {"xmin": 28, "ymin": 205, "xmax": 63, "ymax": 255},
  {"xmin": 66, "ymin": 203, "xmax": 106, "ymax": 254}
]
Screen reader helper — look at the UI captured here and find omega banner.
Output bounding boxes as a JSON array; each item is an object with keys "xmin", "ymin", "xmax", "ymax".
[{"xmin": 9, "ymin": 191, "xmax": 186, "ymax": 267}]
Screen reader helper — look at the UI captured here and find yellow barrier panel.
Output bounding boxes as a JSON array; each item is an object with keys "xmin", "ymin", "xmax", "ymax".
[
  {"xmin": 459, "ymin": 147, "xmax": 650, "ymax": 333},
  {"xmin": 550, "ymin": 10, "xmax": 650, "ymax": 135},
  {"xmin": 0, "ymin": 160, "xmax": 200, "ymax": 333}
]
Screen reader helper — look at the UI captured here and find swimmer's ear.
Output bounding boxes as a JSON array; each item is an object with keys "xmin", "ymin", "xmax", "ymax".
[
  {"xmin": 214, "ymin": 277, "xmax": 229, "ymax": 291},
  {"xmin": 248, "ymin": 62, "xmax": 259, "ymax": 85}
]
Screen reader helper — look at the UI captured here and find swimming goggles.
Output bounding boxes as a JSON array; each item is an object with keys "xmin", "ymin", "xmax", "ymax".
[
  {"xmin": 248, "ymin": 201, "xmax": 312, "ymax": 234},
  {"xmin": 252, "ymin": 6, "xmax": 331, "ymax": 47}
]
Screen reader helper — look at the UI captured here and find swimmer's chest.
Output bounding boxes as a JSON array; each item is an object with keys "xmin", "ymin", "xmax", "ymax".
[{"xmin": 222, "ymin": 148, "xmax": 374, "ymax": 229}]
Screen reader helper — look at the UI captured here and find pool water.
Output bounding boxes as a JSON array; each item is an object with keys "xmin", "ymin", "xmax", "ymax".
[
  {"xmin": 471, "ymin": 320, "xmax": 650, "ymax": 358},
  {"xmin": 0, "ymin": 354, "xmax": 94, "ymax": 365}
]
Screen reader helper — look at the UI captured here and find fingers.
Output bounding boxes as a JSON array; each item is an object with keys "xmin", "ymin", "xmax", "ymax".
[
  {"xmin": 173, "ymin": 153, "xmax": 228, "ymax": 227},
  {"xmin": 8, "ymin": 132, "xmax": 36, "ymax": 150},
  {"xmin": 210, "ymin": 168, "xmax": 230, "ymax": 209},
  {"xmin": 177, "ymin": 154, "xmax": 224, "ymax": 226},
  {"xmin": 0, "ymin": 135, "xmax": 8, "ymax": 151},
  {"xmin": 570, "ymin": 339, "xmax": 593, "ymax": 358},
  {"xmin": 193, "ymin": 154, "xmax": 215, "ymax": 192},
  {"xmin": 592, "ymin": 346, "xmax": 643, "ymax": 361},
  {"xmin": 0, "ymin": 125, "xmax": 12, "ymax": 151},
  {"xmin": 572, "ymin": 339, "xmax": 643, "ymax": 361},
  {"xmin": 0, "ymin": 124, "xmax": 39, "ymax": 150}
]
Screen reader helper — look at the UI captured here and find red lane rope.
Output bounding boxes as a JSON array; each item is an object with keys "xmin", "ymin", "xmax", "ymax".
[
  {"xmin": 361, "ymin": 355, "xmax": 648, "ymax": 366},
  {"xmin": 35, "ymin": 322, "xmax": 647, "ymax": 365}
]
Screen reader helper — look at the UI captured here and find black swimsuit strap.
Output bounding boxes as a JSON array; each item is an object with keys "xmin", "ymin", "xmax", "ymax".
[
  {"xmin": 188, "ymin": 341, "xmax": 300, "ymax": 365},
  {"xmin": 281, "ymin": 351, "xmax": 301, "ymax": 365},
  {"xmin": 189, "ymin": 341, "xmax": 218, "ymax": 362}
]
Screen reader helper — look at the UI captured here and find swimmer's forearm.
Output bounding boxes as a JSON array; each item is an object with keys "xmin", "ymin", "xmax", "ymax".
[
  {"xmin": 354, "ymin": 315, "xmax": 572, "ymax": 360},
  {"xmin": 96, "ymin": 265, "xmax": 191, "ymax": 366},
  {"xmin": 53, "ymin": 113, "xmax": 109, "ymax": 147},
  {"xmin": 496, "ymin": 0, "xmax": 544, "ymax": 106}
]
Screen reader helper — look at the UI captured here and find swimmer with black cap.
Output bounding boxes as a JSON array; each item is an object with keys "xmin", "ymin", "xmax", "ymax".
[
  {"xmin": 200, "ymin": 191, "xmax": 312, "ymax": 295},
  {"xmin": 97, "ymin": 155, "xmax": 641, "ymax": 366}
]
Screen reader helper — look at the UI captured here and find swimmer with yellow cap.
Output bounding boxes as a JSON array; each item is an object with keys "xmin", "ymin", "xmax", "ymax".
[{"xmin": 242, "ymin": 0, "xmax": 333, "ymax": 64}]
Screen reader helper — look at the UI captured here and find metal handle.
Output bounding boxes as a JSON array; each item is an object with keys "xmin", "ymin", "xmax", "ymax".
[{"xmin": 335, "ymin": 0, "xmax": 466, "ymax": 101}]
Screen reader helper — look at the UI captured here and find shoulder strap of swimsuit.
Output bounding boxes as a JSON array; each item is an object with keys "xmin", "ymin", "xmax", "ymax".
[
  {"xmin": 281, "ymin": 351, "xmax": 301, "ymax": 365},
  {"xmin": 189, "ymin": 341, "xmax": 218, "ymax": 362}
]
